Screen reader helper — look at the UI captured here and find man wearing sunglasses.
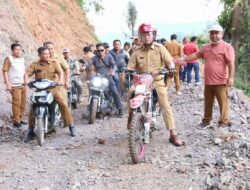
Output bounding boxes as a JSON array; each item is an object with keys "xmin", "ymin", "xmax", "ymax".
[{"xmin": 82, "ymin": 43, "xmax": 124, "ymax": 118}]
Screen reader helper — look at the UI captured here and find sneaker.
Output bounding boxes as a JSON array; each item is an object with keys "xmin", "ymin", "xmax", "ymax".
[
  {"xmin": 176, "ymin": 91, "xmax": 182, "ymax": 95},
  {"xmin": 13, "ymin": 122, "xmax": 22, "ymax": 128},
  {"xmin": 199, "ymin": 121, "xmax": 211, "ymax": 128},
  {"xmin": 20, "ymin": 120, "xmax": 28, "ymax": 125},
  {"xmin": 118, "ymin": 109, "xmax": 124, "ymax": 118},
  {"xmin": 25, "ymin": 131, "xmax": 36, "ymax": 142},
  {"xmin": 69, "ymin": 125, "xmax": 76, "ymax": 137},
  {"xmin": 195, "ymin": 81, "xmax": 201, "ymax": 86}
]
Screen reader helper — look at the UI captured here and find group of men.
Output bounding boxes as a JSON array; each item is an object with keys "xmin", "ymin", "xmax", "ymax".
[{"xmin": 2, "ymin": 23, "xmax": 235, "ymax": 147}]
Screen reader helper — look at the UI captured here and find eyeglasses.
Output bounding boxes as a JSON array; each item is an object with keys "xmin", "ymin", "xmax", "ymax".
[{"xmin": 97, "ymin": 49, "xmax": 105, "ymax": 52}]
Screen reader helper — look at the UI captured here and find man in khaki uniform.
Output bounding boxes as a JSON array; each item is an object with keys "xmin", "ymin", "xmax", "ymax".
[
  {"xmin": 165, "ymin": 34, "xmax": 182, "ymax": 95},
  {"xmin": 43, "ymin": 41, "xmax": 70, "ymax": 100},
  {"xmin": 127, "ymin": 23, "xmax": 182, "ymax": 146},
  {"xmin": 24, "ymin": 47, "xmax": 76, "ymax": 141},
  {"xmin": 2, "ymin": 43, "xmax": 27, "ymax": 128}
]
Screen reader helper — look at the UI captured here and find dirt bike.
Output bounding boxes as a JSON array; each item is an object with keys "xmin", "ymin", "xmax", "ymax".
[
  {"xmin": 87, "ymin": 74, "xmax": 116, "ymax": 124},
  {"xmin": 128, "ymin": 69, "xmax": 168, "ymax": 164},
  {"xmin": 29, "ymin": 79, "xmax": 61, "ymax": 146}
]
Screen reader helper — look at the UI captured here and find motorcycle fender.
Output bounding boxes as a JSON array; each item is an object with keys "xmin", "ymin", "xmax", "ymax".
[
  {"xmin": 35, "ymin": 107, "xmax": 47, "ymax": 119},
  {"xmin": 88, "ymin": 95, "xmax": 101, "ymax": 106},
  {"xmin": 130, "ymin": 95, "xmax": 145, "ymax": 109}
]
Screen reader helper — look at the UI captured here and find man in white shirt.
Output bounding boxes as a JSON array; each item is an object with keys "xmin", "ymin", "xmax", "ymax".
[{"xmin": 2, "ymin": 43, "xmax": 27, "ymax": 128}]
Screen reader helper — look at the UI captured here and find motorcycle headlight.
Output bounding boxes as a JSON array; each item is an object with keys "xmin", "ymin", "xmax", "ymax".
[
  {"xmin": 135, "ymin": 84, "xmax": 147, "ymax": 95},
  {"xmin": 91, "ymin": 77, "xmax": 102, "ymax": 87},
  {"xmin": 38, "ymin": 93, "xmax": 53, "ymax": 104},
  {"xmin": 102, "ymin": 78, "xmax": 109, "ymax": 88}
]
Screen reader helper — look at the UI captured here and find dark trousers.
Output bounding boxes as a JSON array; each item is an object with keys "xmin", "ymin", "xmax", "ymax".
[{"xmin": 105, "ymin": 75, "xmax": 122, "ymax": 110}]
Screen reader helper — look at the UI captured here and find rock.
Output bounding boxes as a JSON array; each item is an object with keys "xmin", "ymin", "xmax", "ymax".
[
  {"xmin": 71, "ymin": 182, "xmax": 81, "ymax": 190},
  {"xmin": 220, "ymin": 172, "xmax": 231, "ymax": 184},
  {"xmin": 214, "ymin": 138, "xmax": 222, "ymax": 145},
  {"xmin": 36, "ymin": 187, "xmax": 50, "ymax": 190},
  {"xmin": 61, "ymin": 151, "xmax": 69, "ymax": 156},
  {"xmin": 234, "ymin": 164, "xmax": 245, "ymax": 172},
  {"xmin": 240, "ymin": 119, "xmax": 247, "ymax": 124},
  {"xmin": 97, "ymin": 138, "xmax": 106, "ymax": 145},
  {"xmin": 206, "ymin": 175, "xmax": 212, "ymax": 186}
]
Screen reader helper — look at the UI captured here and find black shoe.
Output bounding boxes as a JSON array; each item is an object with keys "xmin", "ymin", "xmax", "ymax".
[
  {"xmin": 13, "ymin": 122, "xmax": 22, "ymax": 128},
  {"xmin": 118, "ymin": 109, "xmax": 124, "ymax": 118},
  {"xmin": 69, "ymin": 125, "xmax": 76, "ymax": 137},
  {"xmin": 25, "ymin": 131, "xmax": 36, "ymax": 142},
  {"xmin": 20, "ymin": 120, "xmax": 28, "ymax": 125}
]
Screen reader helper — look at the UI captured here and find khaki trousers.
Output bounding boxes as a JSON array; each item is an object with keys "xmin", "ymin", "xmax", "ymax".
[
  {"xmin": 128, "ymin": 79, "xmax": 175, "ymax": 130},
  {"xmin": 29, "ymin": 87, "xmax": 73, "ymax": 128},
  {"xmin": 165, "ymin": 64, "xmax": 180, "ymax": 91},
  {"xmin": 119, "ymin": 71, "xmax": 125, "ymax": 95},
  {"xmin": 203, "ymin": 85, "xmax": 229, "ymax": 124},
  {"xmin": 11, "ymin": 87, "xmax": 26, "ymax": 123}
]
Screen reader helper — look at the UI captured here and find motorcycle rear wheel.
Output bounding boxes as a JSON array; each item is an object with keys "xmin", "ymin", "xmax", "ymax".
[{"xmin": 128, "ymin": 113, "xmax": 147, "ymax": 164}]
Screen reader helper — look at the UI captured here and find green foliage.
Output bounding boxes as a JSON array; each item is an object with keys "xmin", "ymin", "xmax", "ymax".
[
  {"xmin": 126, "ymin": 1, "xmax": 138, "ymax": 36},
  {"xmin": 77, "ymin": 0, "xmax": 104, "ymax": 13},
  {"xmin": 77, "ymin": 0, "xmax": 85, "ymax": 8},
  {"xmin": 217, "ymin": 0, "xmax": 235, "ymax": 40}
]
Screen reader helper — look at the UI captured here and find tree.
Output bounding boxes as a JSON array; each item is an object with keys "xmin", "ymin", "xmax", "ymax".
[
  {"xmin": 126, "ymin": 1, "xmax": 138, "ymax": 37},
  {"xmin": 77, "ymin": 0, "xmax": 104, "ymax": 14}
]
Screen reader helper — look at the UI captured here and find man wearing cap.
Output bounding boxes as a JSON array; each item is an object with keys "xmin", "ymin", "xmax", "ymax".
[
  {"xmin": 103, "ymin": 42, "xmax": 110, "ymax": 54},
  {"xmin": 63, "ymin": 48, "xmax": 83, "ymax": 103},
  {"xmin": 181, "ymin": 24, "xmax": 235, "ymax": 128}
]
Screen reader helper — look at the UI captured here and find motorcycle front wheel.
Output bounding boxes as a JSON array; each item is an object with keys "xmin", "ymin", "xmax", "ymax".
[
  {"xmin": 89, "ymin": 98, "xmax": 98, "ymax": 124},
  {"xmin": 36, "ymin": 116, "xmax": 47, "ymax": 146},
  {"xmin": 128, "ymin": 113, "xmax": 147, "ymax": 164}
]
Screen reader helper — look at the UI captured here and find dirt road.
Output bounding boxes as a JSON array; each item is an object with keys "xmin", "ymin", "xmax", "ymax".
[{"xmin": 0, "ymin": 80, "xmax": 249, "ymax": 190}]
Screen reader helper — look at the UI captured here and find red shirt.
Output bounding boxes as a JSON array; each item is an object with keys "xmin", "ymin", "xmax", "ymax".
[
  {"xmin": 196, "ymin": 40, "xmax": 235, "ymax": 85},
  {"xmin": 183, "ymin": 42, "xmax": 199, "ymax": 63}
]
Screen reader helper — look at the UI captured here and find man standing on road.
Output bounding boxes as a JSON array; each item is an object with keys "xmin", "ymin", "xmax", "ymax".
[
  {"xmin": 82, "ymin": 43, "xmax": 124, "ymax": 118},
  {"xmin": 2, "ymin": 43, "xmax": 27, "ymax": 128},
  {"xmin": 127, "ymin": 24, "xmax": 183, "ymax": 146},
  {"xmin": 63, "ymin": 47, "xmax": 83, "ymax": 102},
  {"xmin": 109, "ymin": 39, "xmax": 130, "ymax": 95},
  {"xmin": 181, "ymin": 25, "xmax": 235, "ymax": 128},
  {"xmin": 24, "ymin": 47, "xmax": 76, "ymax": 141},
  {"xmin": 165, "ymin": 34, "xmax": 182, "ymax": 95},
  {"xmin": 183, "ymin": 36, "xmax": 201, "ymax": 85}
]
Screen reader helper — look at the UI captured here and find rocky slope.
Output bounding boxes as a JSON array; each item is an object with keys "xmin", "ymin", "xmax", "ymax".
[{"xmin": 0, "ymin": 0, "xmax": 96, "ymax": 115}]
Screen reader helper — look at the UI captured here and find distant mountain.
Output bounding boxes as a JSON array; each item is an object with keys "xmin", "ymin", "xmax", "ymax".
[{"xmin": 98, "ymin": 21, "xmax": 215, "ymax": 44}]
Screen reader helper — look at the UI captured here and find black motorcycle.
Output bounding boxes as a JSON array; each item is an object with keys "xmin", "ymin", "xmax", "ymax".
[
  {"xmin": 29, "ymin": 79, "xmax": 61, "ymax": 146},
  {"xmin": 87, "ymin": 74, "xmax": 116, "ymax": 124}
]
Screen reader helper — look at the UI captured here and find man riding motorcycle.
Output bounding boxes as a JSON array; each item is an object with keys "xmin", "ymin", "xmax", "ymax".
[
  {"xmin": 127, "ymin": 23, "xmax": 182, "ymax": 146},
  {"xmin": 24, "ymin": 47, "xmax": 76, "ymax": 141},
  {"xmin": 82, "ymin": 43, "xmax": 124, "ymax": 118},
  {"xmin": 63, "ymin": 47, "xmax": 83, "ymax": 103}
]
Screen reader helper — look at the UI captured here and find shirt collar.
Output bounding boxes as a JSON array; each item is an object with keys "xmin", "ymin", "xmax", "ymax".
[{"xmin": 142, "ymin": 43, "xmax": 154, "ymax": 50}]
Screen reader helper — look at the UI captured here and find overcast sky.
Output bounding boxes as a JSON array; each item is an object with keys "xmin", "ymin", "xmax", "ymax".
[{"xmin": 87, "ymin": 0, "xmax": 223, "ymax": 42}]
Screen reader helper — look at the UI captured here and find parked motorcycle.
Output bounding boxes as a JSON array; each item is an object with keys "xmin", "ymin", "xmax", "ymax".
[
  {"xmin": 87, "ymin": 74, "xmax": 116, "ymax": 124},
  {"xmin": 128, "ymin": 69, "xmax": 168, "ymax": 164},
  {"xmin": 29, "ymin": 79, "xmax": 61, "ymax": 146},
  {"xmin": 68, "ymin": 73, "xmax": 81, "ymax": 110}
]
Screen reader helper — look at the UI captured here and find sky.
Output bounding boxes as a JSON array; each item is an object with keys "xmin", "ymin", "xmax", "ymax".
[{"xmin": 87, "ymin": 0, "xmax": 223, "ymax": 44}]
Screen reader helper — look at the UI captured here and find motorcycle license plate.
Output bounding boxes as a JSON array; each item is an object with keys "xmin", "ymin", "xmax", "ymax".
[{"xmin": 33, "ymin": 91, "xmax": 47, "ymax": 96}]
